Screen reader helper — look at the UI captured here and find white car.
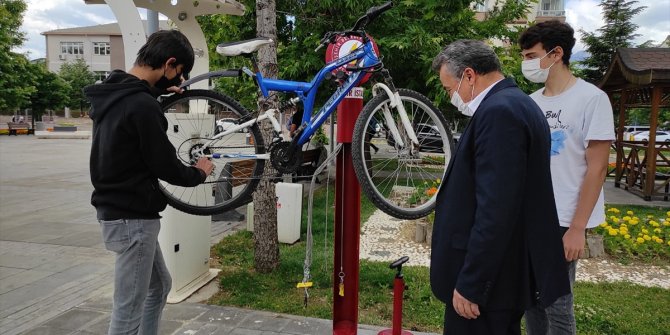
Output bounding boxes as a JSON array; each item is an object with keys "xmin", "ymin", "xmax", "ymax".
[
  {"xmin": 215, "ymin": 118, "xmax": 247, "ymax": 134},
  {"xmin": 634, "ymin": 131, "xmax": 670, "ymax": 142}
]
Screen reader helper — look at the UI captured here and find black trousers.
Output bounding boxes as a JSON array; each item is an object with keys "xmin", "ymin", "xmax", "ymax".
[{"xmin": 444, "ymin": 304, "xmax": 524, "ymax": 335}]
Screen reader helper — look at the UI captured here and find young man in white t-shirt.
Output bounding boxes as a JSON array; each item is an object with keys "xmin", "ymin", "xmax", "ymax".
[{"xmin": 518, "ymin": 21, "xmax": 615, "ymax": 335}]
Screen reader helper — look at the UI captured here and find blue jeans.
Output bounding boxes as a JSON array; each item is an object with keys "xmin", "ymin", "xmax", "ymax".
[
  {"xmin": 100, "ymin": 219, "xmax": 172, "ymax": 335},
  {"xmin": 524, "ymin": 255, "xmax": 577, "ymax": 335}
]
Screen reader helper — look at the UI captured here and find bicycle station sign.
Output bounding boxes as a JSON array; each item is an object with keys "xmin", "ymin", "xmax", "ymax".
[{"xmin": 325, "ymin": 35, "xmax": 379, "ymax": 85}]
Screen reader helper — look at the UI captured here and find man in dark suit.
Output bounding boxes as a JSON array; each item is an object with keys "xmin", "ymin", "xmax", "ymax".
[{"xmin": 429, "ymin": 40, "xmax": 570, "ymax": 335}]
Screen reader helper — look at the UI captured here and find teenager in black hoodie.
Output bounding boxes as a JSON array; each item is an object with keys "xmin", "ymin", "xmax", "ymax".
[{"xmin": 84, "ymin": 30, "xmax": 214, "ymax": 335}]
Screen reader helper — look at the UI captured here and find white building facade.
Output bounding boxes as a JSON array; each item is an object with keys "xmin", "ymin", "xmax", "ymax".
[{"xmin": 42, "ymin": 21, "xmax": 169, "ymax": 81}]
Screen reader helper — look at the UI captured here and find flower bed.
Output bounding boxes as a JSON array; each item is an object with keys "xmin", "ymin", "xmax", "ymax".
[{"xmin": 595, "ymin": 206, "xmax": 670, "ymax": 262}]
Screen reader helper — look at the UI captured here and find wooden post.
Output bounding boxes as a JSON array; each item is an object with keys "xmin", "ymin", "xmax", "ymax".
[
  {"xmin": 615, "ymin": 90, "xmax": 628, "ymax": 187},
  {"xmin": 644, "ymin": 87, "xmax": 662, "ymax": 200}
]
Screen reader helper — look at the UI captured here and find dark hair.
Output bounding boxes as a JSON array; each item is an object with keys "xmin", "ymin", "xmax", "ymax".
[
  {"xmin": 135, "ymin": 30, "xmax": 194, "ymax": 75},
  {"xmin": 518, "ymin": 20, "xmax": 575, "ymax": 66},
  {"xmin": 431, "ymin": 39, "xmax": 501, "ymax": 78}
]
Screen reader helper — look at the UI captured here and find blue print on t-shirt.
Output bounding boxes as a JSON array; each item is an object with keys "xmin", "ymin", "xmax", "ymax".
[{"xmin": 551, "ymin": 130, "xmax": 566, "ymax": 156}]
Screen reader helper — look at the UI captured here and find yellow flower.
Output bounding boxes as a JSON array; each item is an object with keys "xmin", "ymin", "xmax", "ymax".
[
  {"xmin": 666, "ymin": 211, "xmax": 670, "ymax": 217},
  {"xmin": 624, "ymin": 234, "xmax": 631, "ymax": 239},
  {"xmin": 600, "ymin": 222, "xmax": 609, "ymax": 228},
  {"xmin": 630, "ymin": 220, "xmax": 639, "ymax": 225},
  {"xmin": 667, "ymin": 240, "xmax": 670, "ymax": 246},
  {"xmin": 643, "ymin": 235, "xmax": 651, "ymax": 241},
  {"xmin": 608, "ymin": 229, "xmax": 618, "ymax": 236},
  {"xmin": 627, "ymin": 211, "xmax": 634, "ymax": 215},
  {"xmin": 642, "ymin": 229, "xmax": 649, "ymax": 234},
  {"xmin": 647, "ymin": 215, "xmax": 654, "ymax": 219},
  {"xmin": 623, "ymin": 216, "xmax": 631, "ymax": 221},
  {"xmin": 612, "ymin": 217, "xmax": 620, "ymax": 223},
  {"xmin": 654, "ymin": 228, "xmax": 662, "ymax": 233},
  {"xmin": 436, "ymin": 178, "xmax": 441, "ymax": 184},
  {"xmin": 651, "ymin": 221, "xmax": 660, "ymax": 227},
  {"xmin": 607, "ymin": 208, "xmax": 617, "ymax": 212},
  {"xmin": 637, "ymin": 237, "xmax": 645, "ymax": 243},
  {"xmin": 658, "ymin": 239, "xmax": 665, "ymax": 244},
  {"xmin": 664, "ymin": 221, "xmax": 670, "ymax": 227}
]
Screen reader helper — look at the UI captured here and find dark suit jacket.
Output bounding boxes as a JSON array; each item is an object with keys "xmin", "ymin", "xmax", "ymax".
[{"xmin": 430, "ymin": 78, "xmax": 570, "ymax": 312}]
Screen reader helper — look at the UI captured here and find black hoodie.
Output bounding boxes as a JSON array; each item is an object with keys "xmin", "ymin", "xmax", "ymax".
[{"xmin": 84, "ymin": 70, "xmax": 205, "ymax": 220}]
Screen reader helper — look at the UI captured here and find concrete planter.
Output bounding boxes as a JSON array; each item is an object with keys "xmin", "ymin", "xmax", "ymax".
[
  {"xmin": 54, "ymin": 126, "xmax": 77, "ymax": 132},
  {"xmin": 584, "ymin": 234, "xmax": 605, "ymax": 258},
  {"xmin": 414, "ymin": 221, "xmax": 427, "ymax": 243}
]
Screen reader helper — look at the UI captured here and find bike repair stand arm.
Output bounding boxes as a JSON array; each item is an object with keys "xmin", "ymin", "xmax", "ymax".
[
  {"xmin": 378, "ymin": 256, "xmax": 413, "ymax": 335},
  {"xmin": 333, "ymin": 87, "xmax": 363, "ymax": 335}
]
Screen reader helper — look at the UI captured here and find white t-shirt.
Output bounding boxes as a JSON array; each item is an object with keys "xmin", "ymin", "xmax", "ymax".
[{"xmin": 531, "ymin": 78, "xmax": 615, "ymax": 229}]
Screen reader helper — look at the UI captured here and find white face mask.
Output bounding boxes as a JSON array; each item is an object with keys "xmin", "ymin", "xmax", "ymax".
[
  {"xmin": 450, "ymin": 72, "xmax": 475, "ymax": 116},
  {"xmin": 521, "ymin": 47, "xmax": 558, "ymax": 83}
]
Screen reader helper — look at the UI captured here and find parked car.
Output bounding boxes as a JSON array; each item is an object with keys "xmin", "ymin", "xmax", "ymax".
[
  {"xmin": 624, "ymin": 125, "xmax": 651, "ymax": 140},
  {"xmin": 634, "ymin": 130, "xmax": 670, "ymax": 142},
  {"xmin": 215, "ymin": 118, "xmax": 247, "ymax": 134},
  {"xmin": 386, "ymin": 123, "xmax": 445, "ymax": 152}
]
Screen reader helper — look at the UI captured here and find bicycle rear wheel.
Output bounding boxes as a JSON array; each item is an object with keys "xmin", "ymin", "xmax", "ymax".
[
  {"xmin": 352, "ymin": 89, "xmax": 453, "ymax": 220},
  {"xmin": 160, "ymin": 89, "xmax": 265, "ymax": 216}
]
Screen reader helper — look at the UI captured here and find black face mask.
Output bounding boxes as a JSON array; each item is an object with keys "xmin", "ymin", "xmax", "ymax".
[{"xmin": 154, "ymin": 66, "xmax": 183, "ymax": 91}]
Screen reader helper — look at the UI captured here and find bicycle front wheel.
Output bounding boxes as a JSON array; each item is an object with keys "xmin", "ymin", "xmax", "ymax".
[
  {"xmin": 159, "ymin": 89, "xmax": 265, "ymax": 216},
  {"xmin": 352, "ymin": 89, "xmax": 453, "ymax": 220}
]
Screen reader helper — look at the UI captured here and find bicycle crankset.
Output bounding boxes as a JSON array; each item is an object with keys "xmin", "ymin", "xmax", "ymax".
[{"xmin": 270, "ymin": 141, "xmax": 302, "ymax": 174}]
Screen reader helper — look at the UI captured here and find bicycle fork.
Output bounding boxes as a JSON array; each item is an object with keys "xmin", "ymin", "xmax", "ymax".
[{"xmin": 372, "ymin": 70, "xmax": 420, "ymax": 151}]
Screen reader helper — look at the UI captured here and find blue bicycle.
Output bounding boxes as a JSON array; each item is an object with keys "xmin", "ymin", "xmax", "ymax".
[{"xmin": 159, "ymin": 1, "xmax": 453, "ymax": 219}]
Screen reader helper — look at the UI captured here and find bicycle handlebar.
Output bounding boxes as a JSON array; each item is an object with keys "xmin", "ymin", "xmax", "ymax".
[
  {"xmin": 314, "ymin": 1, "xmax": 393, "ymax": 52},
  {"xmin": 353, "ymin": 1, "xmax": 393, "ymax": 31}
]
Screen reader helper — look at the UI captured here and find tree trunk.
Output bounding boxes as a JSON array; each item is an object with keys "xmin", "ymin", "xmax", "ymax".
[{"xmin": 253, "ymin": 0, "xmax": 280, "ymax": 273}]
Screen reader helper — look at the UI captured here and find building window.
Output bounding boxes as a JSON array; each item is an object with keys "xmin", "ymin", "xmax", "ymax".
[
  {"xmin": 539, "ymin": 0, "xmax": 565, "ymax": 16},
  {"xmin": 94, "ymin": 71, "xmax": 110, "ymax": 82},
  {"xmin": 60, "ymin": 42, "xmax": 84, "ymax": 55},
  {"xmin": 474, "ymin": 0, "xmax": 488, "ymax": 12},
  {"xmin": 93, "ymin": 42, "xmax": 110, "ymax": 56}
]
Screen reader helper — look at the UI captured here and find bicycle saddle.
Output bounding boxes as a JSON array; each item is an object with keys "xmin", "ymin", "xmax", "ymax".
[{"xmin": 216, "ymin": 37, "xmax": 274, "ymax": 57}]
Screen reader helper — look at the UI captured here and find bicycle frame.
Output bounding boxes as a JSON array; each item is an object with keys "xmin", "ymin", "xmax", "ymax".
[
  {"xmin": 253, "ymin": 39, "xmax": 377, "ymax": 147},
  {"xmin": 198, "ymin": 34, "xmax": 420, "ymax": 160}
]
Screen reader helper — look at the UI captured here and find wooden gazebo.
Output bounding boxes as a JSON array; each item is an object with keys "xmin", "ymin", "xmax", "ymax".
[{"xmin": 600, "ymin": 48, "xmax": 670, "ymax": 201}]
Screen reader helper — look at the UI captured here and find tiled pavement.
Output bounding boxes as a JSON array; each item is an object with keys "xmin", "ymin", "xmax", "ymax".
[{"xmin": 0, "ymin": 136, "xmax": 439, "ymax": 335}]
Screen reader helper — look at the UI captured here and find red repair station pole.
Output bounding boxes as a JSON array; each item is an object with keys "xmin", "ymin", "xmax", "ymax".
[{"xmin": 332, "ymin": 86, "xmax": 364, "ymax": 335}]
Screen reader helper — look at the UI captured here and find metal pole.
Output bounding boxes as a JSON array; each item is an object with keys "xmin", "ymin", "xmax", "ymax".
[
  {"xmin": 330, "ymin": 114, "xmax": 335, "ymax": 158},
  {"xmin": 333, "ymin": 88, "xmax": 363, "ymax": 335},
  {"xmin": 147, "ymin": 9, "xmax": 159, "ymax": 34}
]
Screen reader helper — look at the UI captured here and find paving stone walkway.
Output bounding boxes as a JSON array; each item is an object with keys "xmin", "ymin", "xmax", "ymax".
[{"xmin": 0, "ymin": 135, "xmax": 438, "ymax": 335}]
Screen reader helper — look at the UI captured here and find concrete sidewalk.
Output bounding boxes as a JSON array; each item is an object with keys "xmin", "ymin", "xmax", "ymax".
[
  {"xmin": 0, "ymin": 136, "xmax": 439, "ymax": 335},
  {"xmin": 2, "ymin": 134, "xmax": 667, "ymax": 335}
]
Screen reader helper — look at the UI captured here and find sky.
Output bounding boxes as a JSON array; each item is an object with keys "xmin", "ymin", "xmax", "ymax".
[{"xmin": 13, "ymin": 0, "xmax": 670, "ymax": 60}]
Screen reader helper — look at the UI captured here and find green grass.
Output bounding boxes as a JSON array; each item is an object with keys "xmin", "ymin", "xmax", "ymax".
[
  {"xmin": 209, "ymin": 187, "xmax": 670, "ymax": 333},
  {"xmin": 570, "ymin": 282, "xmax": 670, "ymax": 335}
]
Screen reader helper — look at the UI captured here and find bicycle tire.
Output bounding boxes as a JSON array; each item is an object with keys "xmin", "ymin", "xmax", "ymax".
[
  {"xmin": 159, "ymin": 89, "xmax": 265, "ymax": 216},
  {"xmin": 352, "ymin": 88, "xmax": 453, "ymax": 220}
]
